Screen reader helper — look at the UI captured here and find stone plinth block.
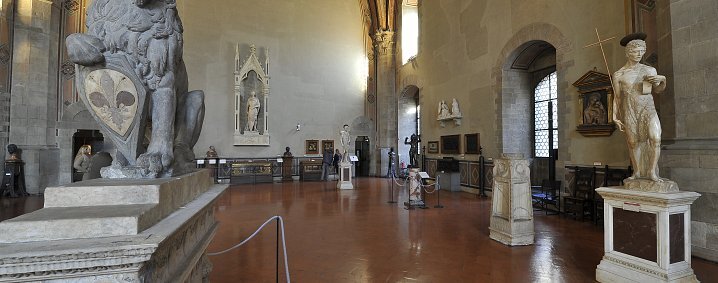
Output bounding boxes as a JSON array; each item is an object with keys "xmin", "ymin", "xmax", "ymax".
[
  {"xmin": 337, "ymin": 162, "xmax": 353, "ymax": 190},
  {"xmin": 489, "ymin": 154, "xmax": 534, "ymax": 246},
  {"xmin": 596, "ymin": 187, "xmax": 700, "ymax": 283},
  {"xmin": 624, "ymin": 179, "xmax": 679, "ymax": 193},
  {"xmin": 0, "ymin": 170, "xmax": 214, "ymax": 243},
  {"xmin": 0, "ymin": 171, "xmax": 228, "ymax": 282}
]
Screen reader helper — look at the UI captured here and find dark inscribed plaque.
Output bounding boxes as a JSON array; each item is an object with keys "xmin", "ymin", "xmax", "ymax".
[
  {"xmin": 613, "ymin": 208, "xmax": 657, "ymax": 262},
  {"xmin": 670, "ymin": 213, "xmax": 685, "ymax": 264},
  {"xmin": 343, "ymin": 168, "xmax": 350, "ymax": 181}
]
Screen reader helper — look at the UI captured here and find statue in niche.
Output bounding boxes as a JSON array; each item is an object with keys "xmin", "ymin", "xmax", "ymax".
[
  {"xmin": 246, "ymin": 91, "xmax": 261, "ymax": 132},
  {"xmin": 206, "ymin": 146, "xmax": 218, "ymax": 158},
  {"xmin": 451, "ymin": 98, "xmax": 462, "ymax": 117},
  {"xmin": 340, "ymin": 124, "xmax": 351, "ymax": 163},
  {"xmin": 404, "ymin": 134, "xmax": 421, "ymax": 167},
  {"xmin": 613, "ymin": 33, "xmax": 666, "ymax": 181},
  {"xmin": 583, "ymin": 93, "xmax": 607, "ymax": 125},
  {"xmin": 438, "ymin": 100, "xmax": 450, "ymax": 119},
  {"xmin": 73, "ymin": 145, "xmax": 93, "ymax": 173},
  {"xmin": 65, "ymin": 0, "xmax": 205, "ymax": 178}
]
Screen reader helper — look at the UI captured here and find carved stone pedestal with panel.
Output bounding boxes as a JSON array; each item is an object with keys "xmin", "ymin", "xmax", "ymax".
[
  {"xmin": 489, "ymin": 154, "xmax": 534, "ymax": 246},
  {"xmin": 595, "ymin": 187, "xmax": 700, "ymax": 283},
  {"xmin": 337, "ymin": 161, "xmax": 354, "ymax": 190}
]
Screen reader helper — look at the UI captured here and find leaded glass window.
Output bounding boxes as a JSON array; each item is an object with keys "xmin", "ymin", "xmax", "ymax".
[{"xmin": 534, "ymin": 72, "xmax": 557, "ymax": 158}]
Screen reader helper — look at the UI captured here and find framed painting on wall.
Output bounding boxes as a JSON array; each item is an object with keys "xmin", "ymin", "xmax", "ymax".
[
  {"xmin": 427, "ymin": 141, "xmax": 439, "ymax": 153},
  {"xmin": 441, "ymin": 135, "xmax": 460, "ymax": 154},
  {"xmin": 305, "ymin": 140, "xmax": 319, "ymax": 154},
  {"xmin": 321, "ymin": 140, "xmax": 334, "ymax": 153},
  {"xmin": 464, "ymin": 133, "xmax": 480, "ymax": 154}
]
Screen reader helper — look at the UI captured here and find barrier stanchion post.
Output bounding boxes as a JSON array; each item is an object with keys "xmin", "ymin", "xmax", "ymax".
[
  {"xmin": 388, "ymin": 174, "xmax": 397, "ymax": 204},
  {"xmin": 276, "ymin": 219, "xmax": 279, "ymax": 283},
  {"xmin": 434, "ymin": 177, "xmax": 444, "ymax": 208}
]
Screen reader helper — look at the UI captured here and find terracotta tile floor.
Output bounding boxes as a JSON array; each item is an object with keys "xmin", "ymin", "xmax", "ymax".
[
  {"xmin": 1, "ymin": 178, "xmax": 716, "ymax": 282},
  {"xmin": 205, "ymin": 178, "xmax": 718, "ymax": 283}
]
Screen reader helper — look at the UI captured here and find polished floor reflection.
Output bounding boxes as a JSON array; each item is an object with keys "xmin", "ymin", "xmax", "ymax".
[
  {"xmin": 1, "ymin": 179, "xmax": 716, "ymax": 282},
  {"xmin": 206, "ymin": 178, "xmax": 718, "ymax": 282}
]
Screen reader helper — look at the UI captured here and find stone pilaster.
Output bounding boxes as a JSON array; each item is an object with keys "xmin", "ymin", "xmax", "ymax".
[
  {"xmin": 374, "ymin": 30, "xmax": 397, "ymax": 176},
  {"xmin": 658, "ymin": 0, "xmax": 718, "ymax": 262},
  {"xmin": 9, "ymin": 0, "xmax": 61, "ymax": 193}
]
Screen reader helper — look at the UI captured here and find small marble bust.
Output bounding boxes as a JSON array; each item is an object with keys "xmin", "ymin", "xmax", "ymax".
[
  {"xmin": 283, "ymin": 147, "xmax": 293, "ymax": 157},
  {"xmin": 206, "ymin": 146, "xmax": 218, "ymax": 158}
]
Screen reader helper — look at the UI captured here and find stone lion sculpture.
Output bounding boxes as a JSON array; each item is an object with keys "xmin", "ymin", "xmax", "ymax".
[{"xmin": 66, "ymin": 0, "xmax": 204, "ymax": 178}]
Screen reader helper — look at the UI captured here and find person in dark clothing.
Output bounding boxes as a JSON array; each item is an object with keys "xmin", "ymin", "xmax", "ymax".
[
  {"xmin": 321, "ymin": 149, "xmax": 333, "ymax": 181},
  {"xmin": 333, "ymin": 149, "xmax": 342, "ymax": 174}
]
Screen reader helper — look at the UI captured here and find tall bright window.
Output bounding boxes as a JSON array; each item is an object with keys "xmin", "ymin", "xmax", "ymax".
[
  {"xmin": 401, "ymin": 0, "xmax": 418, "ymax": 64},
  {"xmin": 534, "ymin": 72, "xmax": 558, "ymax": 158}
]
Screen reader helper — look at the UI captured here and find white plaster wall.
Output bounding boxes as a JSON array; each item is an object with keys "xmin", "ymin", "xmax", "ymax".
[
  {"xmin": 399, "ymin": 0, "xmax": 630, "ymax": 167},
  {"xmin": 177, "ymin": 0, "xmax": 366, "ymax": 158}
]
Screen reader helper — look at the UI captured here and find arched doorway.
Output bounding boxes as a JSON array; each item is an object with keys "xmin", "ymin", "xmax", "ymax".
[
  {"xmin": 493, "ymin": 23, "xmax": 573, "ymax": 186},
  {"xmin": 499, "ymin": 40, "xmax": 557, "ymax": 184}
]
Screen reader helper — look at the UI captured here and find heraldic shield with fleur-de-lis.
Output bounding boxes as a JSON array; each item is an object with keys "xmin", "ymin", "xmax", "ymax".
[
  {"xmin": 76, "ymin": 56, "xmax": 149, "ymax": 167},
  {"xmin": 84, "ymin": 69, "xmax": 138, "ymax": 137}
]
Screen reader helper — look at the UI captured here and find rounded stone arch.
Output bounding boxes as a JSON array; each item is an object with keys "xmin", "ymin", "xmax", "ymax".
[
  {"xmin": 58, "ymin": 101, "xmax": 100, "ymax": 130},
  {"xmin": 492, "ymin": 23, "xmax": 574, "ymax": 162},
  {"xmin": 398, "ymin": 74, "xmax": 422, "ymax": 96}
]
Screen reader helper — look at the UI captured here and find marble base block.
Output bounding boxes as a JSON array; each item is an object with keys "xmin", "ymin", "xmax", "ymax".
[
  {"xmin": 595, "ymin": 186, "xmax": 700, "ymax": 283},
  {"xmin": 489, "ymin": 154, "xmax": 534, "ymax": 246},
  {"xmin": 0, "ymin": 170, "xmax": 228, "ymax": 282},
  {"xmin": 337, "ymin": 162, "xmax": 353, "ymax": 190},
  {"xmin": 233, "ymin": 131, "xmax": 270, "ymax": 146}
]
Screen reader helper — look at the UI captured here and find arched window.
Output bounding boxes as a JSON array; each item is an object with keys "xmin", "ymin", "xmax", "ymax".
[
  {"xmin": 401, "ymin": 0, "xmax": 418, "ymax": 64},
  {"xmin": 534, "ymin": 72, "xmax": 557, "ymax": 158}
]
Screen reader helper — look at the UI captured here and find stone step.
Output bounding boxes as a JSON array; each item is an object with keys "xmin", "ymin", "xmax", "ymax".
[
  {"xmin": 0, "ymin": 170, "xmax": 215, "ymax": 244},
  {"xmin": 44, "ymin": 170, "xmax": 213, "ymax": 208},
  {"xmin": 0, "ymin": 204, "xmax": 156, "ymax": 243}
]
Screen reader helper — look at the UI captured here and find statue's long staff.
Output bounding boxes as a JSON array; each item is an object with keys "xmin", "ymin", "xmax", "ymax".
[{"xmin": 584, "ymin": 28, "xmax": 616, "ymax": 88}]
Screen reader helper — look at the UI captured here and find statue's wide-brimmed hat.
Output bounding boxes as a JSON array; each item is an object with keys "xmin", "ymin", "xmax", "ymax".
[{"xmin": 620, "ymin": 32, "xmax": 647, "ymax": 46}]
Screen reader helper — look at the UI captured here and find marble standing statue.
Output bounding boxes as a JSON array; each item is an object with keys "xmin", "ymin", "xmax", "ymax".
[
  {"xmin": 451, "ymin": 98, "xmax": 462, "ymax": 117},
  {"xmin": 73, "ymin": 145, "xmax": 92, "ymax": 173},
  {"xmin": 340, "ymin": 124, "xmax": 351, "ymax": 163},
  {"xmin": 404, "ymin": 134, "xmax": 421, "ymax": 167},
  {"xmin": 613, "ymin": 33, "xmax": 666, "ymax": 181},
  {"xmin": 438, "ymin": 100, "xmax": 450, "ymax": 119},
  {"xmin": 387, "ymin": 147, "xmax": 397, "ymax": 178},
  {"xmin": 246, "ymin": 91, "xmax": 260, "ymax": 132}
]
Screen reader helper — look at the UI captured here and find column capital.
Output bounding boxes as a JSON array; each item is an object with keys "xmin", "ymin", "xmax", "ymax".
[{"xmin": 373, "ymin": 30, "xmax": 395, "ymax": 55}]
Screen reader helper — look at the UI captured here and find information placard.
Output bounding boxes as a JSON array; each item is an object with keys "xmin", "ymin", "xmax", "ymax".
[
  {"xmin": 418, "ymin": 172, "xmax": 430, "ymax": 179},
  {"xmin": 196, "ymin": 159, "xmax": 205, "ymax": 165},
  {"xmin": 349, "ymin": 155, "xmax": 359, "ymax": 162}
]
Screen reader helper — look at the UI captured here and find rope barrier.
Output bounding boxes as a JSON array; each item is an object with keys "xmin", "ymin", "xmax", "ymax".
[{"xmin": 207, "ymin": 216, "xmax": 291, "ymax": 283}]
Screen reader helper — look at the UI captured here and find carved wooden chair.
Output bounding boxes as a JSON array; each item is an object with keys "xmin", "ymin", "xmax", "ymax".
[
  {"xmin": 593, "ymin": 165, "xmax": 630, "ymax": 225},
  {"xmin": 564, "ymin": 166, "xmax": 596, "ymax": 220}
]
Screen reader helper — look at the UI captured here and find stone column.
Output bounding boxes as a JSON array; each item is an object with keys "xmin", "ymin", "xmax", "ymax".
[
  {"xmin": 658, "ymin": 0, "xmax": 718, "ymax": 262},
  {"xmin": 489, "ymin": 153, "xmax": 534, "ymax": 246},
  {"xmin": 374, "ymin": 30, "xmax": 397, "ymax": 177},
  {"xmin": 9, "ymin": 0, "xmax": 61, "ymax": 194}
]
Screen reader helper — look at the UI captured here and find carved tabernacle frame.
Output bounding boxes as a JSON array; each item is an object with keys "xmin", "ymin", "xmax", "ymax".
[
  {"xmin": 233, "ymin": 44, "xmax": 271, "ymax": 146},
  {"xmin": 573, "ymin": 70, "xmax": 616, "ymax": 137}
]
